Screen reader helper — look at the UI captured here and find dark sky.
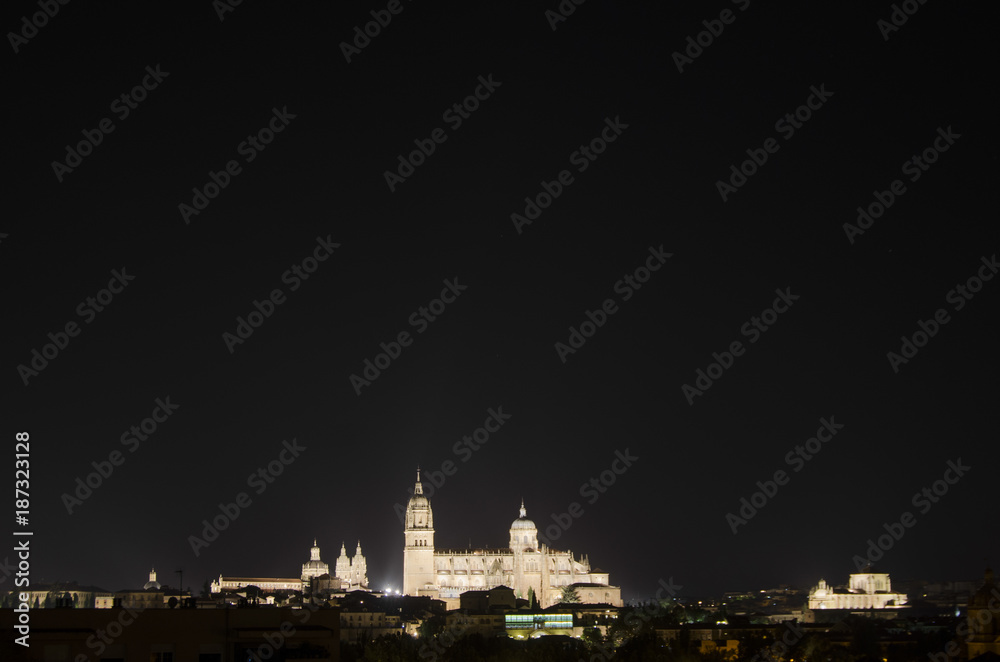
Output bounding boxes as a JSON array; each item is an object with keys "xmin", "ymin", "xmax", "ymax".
[{"xmin": 3, "ymin": 1, "xmax": 997, "ymax": 602}]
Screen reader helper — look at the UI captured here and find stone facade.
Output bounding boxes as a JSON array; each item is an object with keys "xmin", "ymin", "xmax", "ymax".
[
  {"xmin": 301, "ymin": 539, "xmax": 330, "ymax": 586},
  {"xmin": 211, "ymin": 576, "xmax": 303, "ymax": 593},
  {"xmin": 808, "ymin": 570, "xmax": 908, "ymax": 610},
  {"xmin": 335, "ymin": 541, "xmax": 369, "ymax": 589},
  {"xmin": 401, "ymin": 470, "xmax": 622, "ymax": 609}
]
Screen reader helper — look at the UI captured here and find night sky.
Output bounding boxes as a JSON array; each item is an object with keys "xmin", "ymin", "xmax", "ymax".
[{"xmin": 3, "ymin": 1, "xmax": 997, "ymax": 602}]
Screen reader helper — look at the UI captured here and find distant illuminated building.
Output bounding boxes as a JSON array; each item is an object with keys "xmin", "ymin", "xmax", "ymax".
[
  {"xmin": 210, "ymin": 576, "xmax": 303, "ymax": 593},
  {"xmin": 401, "ymin": 469, "xmax": 622, "ymax": 609},
  {"xmin": 213, "ymin": 539, "xmax": 369, "ymax": 595},
  {"xmin": 808, "ymin": 567, "xmax": 907, "ymax": 610},
  {"xmin": 143, "ymin": 568, "xmax": 161, "ymax": 590},
  {"xmin": 965, "ymin": 568, "xmax": 1000, "ymax": 659},
  {"xmin": 334, "ymin": 541, "xmax": 369, "ymax": 589},
  {"xmin": 301, "ymin": 539, "xmax": 329, "ymax": 587}
]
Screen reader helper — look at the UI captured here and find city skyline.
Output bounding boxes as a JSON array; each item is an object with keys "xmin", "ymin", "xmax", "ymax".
[
  {"xmin": 13, "ymin": 467, "xmax": 993, "ymax": 602},
  {"xmin": 3, "ymin": 0, "xmax": 997, "ymax": 623}
]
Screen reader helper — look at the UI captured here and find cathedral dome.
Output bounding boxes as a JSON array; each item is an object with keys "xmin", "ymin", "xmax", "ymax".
[
  {"xmin": 407, "ymin": 469, "xmax": 431, "ymax": 510},
  {"xmin": 510, "ymin": 501, "xmax": 536, "ymax": 530},
  {"xmin": 404, "ymin": 469, "xmax": 434, "ymax": 531},
  {"xmin": 408, "ymin": 493, "xmax": 430, "ymax": 509},
  {"xmin": 143, "ymin": 568, "xmax": 161, "ymax": 590}
]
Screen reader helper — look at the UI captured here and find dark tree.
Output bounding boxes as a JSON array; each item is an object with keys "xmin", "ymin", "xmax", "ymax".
[
  {"xmin": 560, "ymin": 585, "xmax": 581, "ymax": 603},
  {"xmin": 417, "ymin": 614, "xmax": 445, "ymax": 640}
]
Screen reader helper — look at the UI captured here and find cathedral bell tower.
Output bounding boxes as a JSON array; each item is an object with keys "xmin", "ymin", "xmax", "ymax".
[{"xmin": 402, "ymin": 469, "xmax": 436, "ymax": 596}]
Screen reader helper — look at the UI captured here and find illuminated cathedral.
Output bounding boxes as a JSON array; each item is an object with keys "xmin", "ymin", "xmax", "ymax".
[
  {"xmin": 808, "ymin": 567, "xmax": 908, "ymax": 610},
  {"xmin": 401, "ymin": 470, "xmax": 622, "ymax": 609}
]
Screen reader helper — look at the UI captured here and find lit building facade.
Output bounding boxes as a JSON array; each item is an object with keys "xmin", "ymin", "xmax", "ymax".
[
  {"xmin": 334, "ymin": 541, "xmax": 369, "ymax": 589},
  {"xmin": 301, "ymin": 539, "xmax": 329, "ymax": 586},
  {"xmin": 211, "ymin": 576, "xmax": 303, "ymax": 593},
  {"xmin": 401, "ymin": 470, "xmax": 622, "ymax": 609},
  {"xmin": 808, "ymin": 569, "xmax": 908, "ymax": 610},
  {"xmin": 213, "ymin": 540, "xmax": 369, "ymax": 595}
]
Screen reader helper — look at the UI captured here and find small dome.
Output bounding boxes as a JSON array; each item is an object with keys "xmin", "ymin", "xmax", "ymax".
[
  {"xmin": 511, "ymin": 501, "xmax": 536, "ymax": 530},
  {"xmin": 407, "ymin": 469, "xmax": 431, "ymax": 510}
]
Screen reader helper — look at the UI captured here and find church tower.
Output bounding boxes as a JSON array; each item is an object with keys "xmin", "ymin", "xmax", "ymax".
[
  {"xmin": 352, "ymin": 541, "xmax": 369, "ymax": 588},
  {"xmin": 301, "ymin": 539, "xmax": 330, "ymax": 587},
  {"xmin": 509, "ymin": 500, "xmax": 538, "ymax": 552},
  {"xmin": 144, "ymin": 567, "xmax": 160, "ymax": 590},
  {"xmin": 403, "ymin": 469, "xmax": 436, "ymax": 596},
  {"xmin": 509, "ymin": 501, "xmax": 538, "ymax": 601},
  {"xmin": 336, "ymin": 542, "xmax": 351, "ymax": 583}
]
